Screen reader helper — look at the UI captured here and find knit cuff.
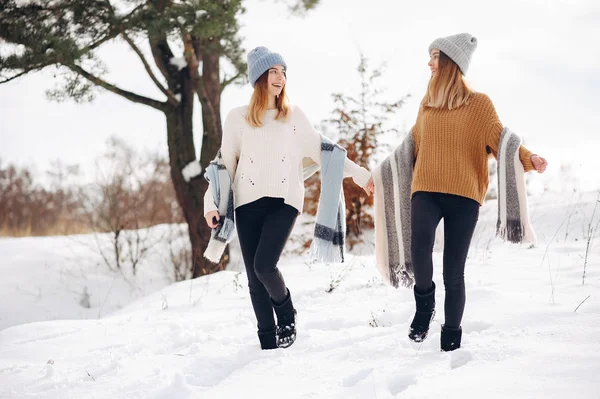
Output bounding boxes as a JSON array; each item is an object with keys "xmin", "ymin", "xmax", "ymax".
[
  {"xmin": 350, "ymin": 164, "xmax": 372, "ymax": 188},
  {"xmin": 204, "ymin": 187, "xmax": 219, "ymax": 216},
  {"xmin": 519, "ymin": 146, "xmax": 535, "ymax": 172}
]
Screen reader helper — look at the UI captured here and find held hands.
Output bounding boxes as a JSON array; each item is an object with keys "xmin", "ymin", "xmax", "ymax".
[
  {"xmin": 205, "ymin": 210, "xmax": 220, "ymax": 228},
  {"xmin": 531, "ymin": 155, "xmax": 548, "ymax": 173}
]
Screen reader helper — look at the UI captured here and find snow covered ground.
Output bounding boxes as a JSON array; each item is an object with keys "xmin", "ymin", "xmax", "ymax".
[{"xmin": 1, "ymin": 190, "xmax": 599, "ymax": 398}]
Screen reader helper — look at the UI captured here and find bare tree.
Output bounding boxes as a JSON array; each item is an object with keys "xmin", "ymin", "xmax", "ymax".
[
  {"xmin": 80, "ymin": 137, "xmax": 181, "ymax": 275},
  {"xmin": 0, "ymin": 159, "xmax": 83, "ymax": 236}
]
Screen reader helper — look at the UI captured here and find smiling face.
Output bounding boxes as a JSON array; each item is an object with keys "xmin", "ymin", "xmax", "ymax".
[
  {"xmin": 267, "ymin": 65, "xmax": 286, "ymax": 97},
  {"xmin": 246, "ymin": 65, "xmax": 291, "ymax": 126},
  {"xmin": 428, "ymin": 49, "xmax": 440, "ymax": 76}
]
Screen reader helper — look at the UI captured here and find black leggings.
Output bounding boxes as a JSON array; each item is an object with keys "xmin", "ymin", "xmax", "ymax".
[
  {"xmin": 235, "ymin": 197, "xmax": 298, "ymax": 333},
  {"xmin": 411, "ymin": 191, "xmax": 479, "ymax": 328}
]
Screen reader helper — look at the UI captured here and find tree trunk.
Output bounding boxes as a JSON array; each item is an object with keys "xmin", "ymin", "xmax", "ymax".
[
  {"xmin": 196, "ymin": 49, "xmax": 229, "ymax": 277},
  {"xmin": 164, "ymin": 65, "xmax": 226, "ymax": 279},
  {"xmin": 197, "ymin": 49, "xmax": 223, "ymax": 169}
]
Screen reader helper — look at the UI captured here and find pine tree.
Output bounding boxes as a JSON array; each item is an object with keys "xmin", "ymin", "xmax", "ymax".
[{"xmin": 319, "ymin": 53, "xmax": 409, "ymax": 244}]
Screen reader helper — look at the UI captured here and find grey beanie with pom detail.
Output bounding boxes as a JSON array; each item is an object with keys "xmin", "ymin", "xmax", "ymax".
[
  {"xmin": 247, "ymin": 46, "xmax": 287, "ymax": 88},
  {"xmin": 428, "ymin": 33, "xmax": 478, "ymax": 75}
]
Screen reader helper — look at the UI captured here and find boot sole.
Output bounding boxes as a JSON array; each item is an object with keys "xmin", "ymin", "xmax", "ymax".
[
  {"xmin": 277, "ymin": 312, "xmax": 298, "ymax": 349},
  {"xmin": 277, "ymin": 333, "xmax": 296, "ymax": 348},
  {"xmin": 408, "ymin": 310, "xmax": 436, "ymax": 343}
]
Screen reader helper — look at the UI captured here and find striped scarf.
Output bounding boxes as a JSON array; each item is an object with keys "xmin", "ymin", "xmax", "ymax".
[
  {"xmin": 373, "ymin": 128, "xmax": 536, "ymax": 288},
  {"xmin": 204, "ymin": 135, "xmax": 348, "ymax": 264},
  {"xmin": 305, "ymin": 136, "xmax": 347, "ymax": 263},
  {"xmin": 496, "ymin": 127, "xmax": 537, "ymax": 244},
  {"xmin": 372, "ymin": 132, "xmax": 415, "ymax": 288},
  {"xmin": 203, "ymin": 150, "xmax": 236, "ymax": 263}
]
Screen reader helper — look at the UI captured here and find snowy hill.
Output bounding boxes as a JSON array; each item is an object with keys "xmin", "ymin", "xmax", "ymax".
[{"xmin": 1, "ymin": 190, "xmax": 599, "ymax": 398}]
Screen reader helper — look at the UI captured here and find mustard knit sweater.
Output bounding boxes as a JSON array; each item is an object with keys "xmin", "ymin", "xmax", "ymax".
[{"xmin": 411, "ymin": 92, "xmax": 535, "ymax": 205}]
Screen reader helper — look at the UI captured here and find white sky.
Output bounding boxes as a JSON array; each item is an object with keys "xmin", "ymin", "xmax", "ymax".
[{"xmin": 1, "ymin": 0, "xmax": 599, "ymax": 189}]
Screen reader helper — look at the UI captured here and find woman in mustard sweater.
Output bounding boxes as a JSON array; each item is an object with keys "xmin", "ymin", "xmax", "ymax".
[{"xmin": 368, "ymin": 33, "xmax": 548, "ymax": 351}]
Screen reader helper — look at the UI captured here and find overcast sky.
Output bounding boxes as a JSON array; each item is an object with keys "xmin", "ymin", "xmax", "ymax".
[{"xmin": 1, "ymin": 0, "xmax": 599, "ymax": 189}]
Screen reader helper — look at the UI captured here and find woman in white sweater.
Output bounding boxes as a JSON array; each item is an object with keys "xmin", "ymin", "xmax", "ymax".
[{"xmin": 204, "ymin": 47, "xmax": 372, "ymax": 350}]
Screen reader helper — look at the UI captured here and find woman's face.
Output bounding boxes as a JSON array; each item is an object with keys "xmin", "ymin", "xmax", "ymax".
[
  {"xmin": 428, "ymin": 49, "xmax": 440, "ymax": 76},
  {"xmin": 267, "ymin": 65, "xmax": 286, "ymax": 97}
]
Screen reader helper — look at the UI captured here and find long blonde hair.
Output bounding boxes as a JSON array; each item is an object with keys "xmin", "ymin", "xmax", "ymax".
[
  {"xmin": 423, "ymin": 51, "xmax": 474, "ymax": 110},
  {"xmin": 245, "ymin": 71, "xmax": 290, "ymax": 127}
]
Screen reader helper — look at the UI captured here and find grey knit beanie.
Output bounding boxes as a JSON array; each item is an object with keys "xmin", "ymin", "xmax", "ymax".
[
  {"xmin": 247, "ymin": 46, "xmax": 287, "ymax": 88},
  {"xmin": 428, "ymin": 33, "xmax": 478, "ymax": 75}
]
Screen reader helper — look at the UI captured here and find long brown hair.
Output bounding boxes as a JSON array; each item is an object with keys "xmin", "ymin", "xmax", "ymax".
[
  {"xmin": 245, "ymin": 70, "xmax": 291, "ymax": 127},
  {"xmin": 423, "ymin": 51, "xmax": 474, "ymax": 110}
]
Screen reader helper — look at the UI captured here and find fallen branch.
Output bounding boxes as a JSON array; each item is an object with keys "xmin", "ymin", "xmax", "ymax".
[
  {"xmin": 86, "ymin": 369, "xmax": 96, "ymax": 381},
  {"xmin": 574, "ymin": 295, "xmax": 591, "ymax": 313}
]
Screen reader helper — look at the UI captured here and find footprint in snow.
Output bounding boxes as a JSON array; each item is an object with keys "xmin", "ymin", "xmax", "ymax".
[
  {"xmin": 388, "ymin": 373, "xmax": 417, "ymax": 395},
  {"xmin": 462, "ymin": 320, "xmax": 492, "ymax": 334},
  {"xmin": 449, "ymin": 350, "xmax": 473, "ymax": 369},
  {"xmin": 341, "ymin": 368, "xmax": 373, "ymax": 387},
  {"xmin": 154, "ymin": 373, "xmax": 192, "ymax": 399}
]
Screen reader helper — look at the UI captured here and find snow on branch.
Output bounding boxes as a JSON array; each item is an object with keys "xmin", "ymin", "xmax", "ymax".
[{"xmin": 170, "ymin": 57, "xmax": 188, "ymax": 71}]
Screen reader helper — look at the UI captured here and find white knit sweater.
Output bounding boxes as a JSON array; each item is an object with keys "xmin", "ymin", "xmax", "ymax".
[{"xmin": 204, "ymin": 105, "xmax": 371, "ymax": 215}]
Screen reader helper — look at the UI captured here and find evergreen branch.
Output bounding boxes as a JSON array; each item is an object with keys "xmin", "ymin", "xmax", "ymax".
[
  {"xmin": 0, "ymin": 2, "xmax": 140, "ymax": 84},
  {"xmin": 0, "ymin": 68, "xmax": 38, "ymax": 84},
  {"xmin": 104, "ymin": 1, "xmax": 147, "ymax": 27},
  {"xmin": 103, "ymin": 0, "xmax": 176, "ymax": 104},
  {"xmin": 220, "ymin": 71, "xmax": 243, "ymax": 93},
  {"xmin": 67, "ymin": 63, "xmax": 166, "ymax": 111},
  {"xmin": 84, "ymin": 31, "xmax": 118, "ymax": 54},
  {"xmin": 121, "ymin": 31, "xmax": 179, "ymax": 106}
]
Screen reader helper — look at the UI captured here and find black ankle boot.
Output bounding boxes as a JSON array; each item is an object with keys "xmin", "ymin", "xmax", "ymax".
[
  {"xmin": 408, "ymin": 282, "xmax": 436, "ymax": 343},
  {"xmin": 441, "ymin": 325, "xmax": 462, "ymax": 351},
  {"xmin": 257, "ymin": 328, "xmax": 277, "ymax": 350},
  {"xmin": 272, "ymin": 290, "xmax": 297, "ymax": 348}
]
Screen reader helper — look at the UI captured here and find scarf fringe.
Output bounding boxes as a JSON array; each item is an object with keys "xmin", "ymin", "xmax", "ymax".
[
  {"xmin": 204, "ymin": 238, "xmax": 226, "ymax": 263},
  {"xmin": 497, "ymin": 221, "xmax": 537, "ymax": 245},
  {"xmin": 390, "ymin": 264, "xmax": 414, "ymax": 288},
  {"xmin": 497, "ymin": 220, "xmax": 523, "ymax": 243},
  {"xmin": 308, "ymin": 237, "xmax": 344, "ymax": 264}
]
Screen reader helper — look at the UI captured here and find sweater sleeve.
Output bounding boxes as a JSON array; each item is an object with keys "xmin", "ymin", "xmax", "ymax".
[
  {"xmin": 482, "ymin": 96, "xmax": 535, "ymax": 172},
  {"xmin": 297, "ymin": 106, "xmax": 371, "ymax": 188},
  {"xmin": 204, "ymin": 109, "xmax": 241, "ymax": 216}
]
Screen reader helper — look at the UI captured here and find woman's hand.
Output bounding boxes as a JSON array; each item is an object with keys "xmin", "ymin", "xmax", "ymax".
[
  {"xmin": 205, "ymin": 210, "xmax": 220, "ymax": 228},
  {"xmin": 363, "ymin": 176, "xmax": 374, "ymax": 196},
  {"xmin": 531, "ymin": 155, "xmax": 548, "ymax": 173}
]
